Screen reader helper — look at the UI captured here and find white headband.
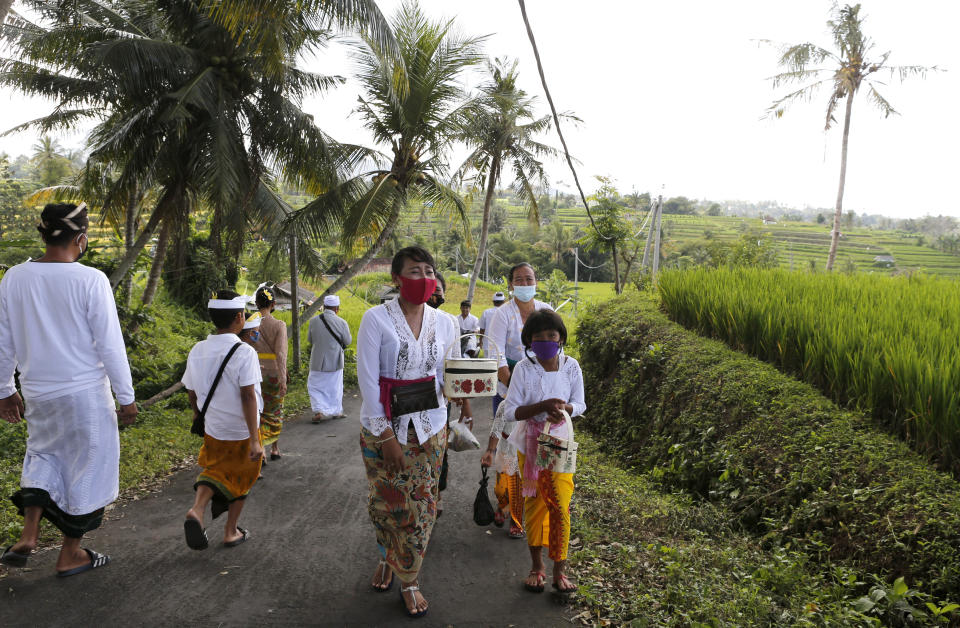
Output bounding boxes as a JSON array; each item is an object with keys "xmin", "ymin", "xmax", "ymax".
[
  {"xmin": 208, "ymin": 295, "xmax": 250, "ymax": 309},
  {"xmin": 243, "ymin": 313, "xmax": 262, "ymax": 329}
]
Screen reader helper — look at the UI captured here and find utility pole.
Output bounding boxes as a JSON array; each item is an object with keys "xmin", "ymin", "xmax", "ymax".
[
  {"xmin": 652, "ymin": 196, "xmax": 663, "ymax": 281},
  {"xmin": 573, "ymin": 246, "xmax": 579, "ymax": 316},
  {"xmin": 641, "ymin": 197, "xmax": 658, "ymax": 272},
  {"xmin": 455, "ymin": 246, "xmax": 459, "ymax": 275},
  {"xmin": 485, "ymin": 249, "xmax": 489, "ymax": 283},
  {"xmin": 289, "ymin": 235, "xmax": 300, "ymax": 374}
]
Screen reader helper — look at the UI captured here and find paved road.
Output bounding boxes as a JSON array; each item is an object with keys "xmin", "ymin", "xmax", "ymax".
[{"xmin": 1, "ymin": 389, "xmax": 572, "ymax": 627}]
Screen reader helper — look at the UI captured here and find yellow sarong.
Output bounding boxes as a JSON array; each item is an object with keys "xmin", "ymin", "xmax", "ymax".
[
  {"xmin": 518, "ymin": 452, "xmax": 574, "ymax": 561},
  {"xmin": 195, "ymin": 434, "xmax": 262, "ymax": 518}
]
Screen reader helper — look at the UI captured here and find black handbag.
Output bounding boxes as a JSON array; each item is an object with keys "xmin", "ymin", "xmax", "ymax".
[
  {"xmin": 191, "ymin": 342, "xmax": 243, "ymax": 437},
  {"xmin": 473, "ymin": 467, "xmax": 495, "ymax": 526},
  {"xmin": 388, "ymin": 378, "xmax": 439, "ymax": 419}
]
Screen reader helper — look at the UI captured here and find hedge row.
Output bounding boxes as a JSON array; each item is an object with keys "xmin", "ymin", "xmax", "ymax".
[{"xmin": 577, "ymin": 294, "xmax": 960, "ymax": 596}]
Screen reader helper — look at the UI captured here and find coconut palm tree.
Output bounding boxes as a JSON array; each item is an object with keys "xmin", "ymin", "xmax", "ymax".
[
  {"xmin": 287, "ymin": 0, "xmax": 485, "ymax": 322},
  {"xmin": 2, "ymin": 0, "xmax": 361, "ymax": 291},
  {"xmin": 454, "ymin": 57, "xmax": 565, "ymax": 302},
  {"xmin": 766, "ymin": 3, "xmax": 936, "ymax": 271},
  {"xmin": 542, "ymin": 220, "xmax": 572, "ymax": 267}
]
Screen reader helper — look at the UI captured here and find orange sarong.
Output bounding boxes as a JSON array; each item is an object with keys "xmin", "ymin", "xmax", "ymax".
[{"xmin": 195, "ymin": 434, "xmax": 262, "ymax": 518}]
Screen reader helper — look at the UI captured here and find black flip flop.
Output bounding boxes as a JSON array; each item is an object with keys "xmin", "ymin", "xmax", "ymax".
[
  {"xmin": 371, "ymin": 560, "xmax": 394, "ymax": 592},
  {"xmin": 184, "ymin": 517, "xmax": 209, "ymax": 550},
  {"xmin": 56, "ymin": 548, "xmax": 110, "ymax": 578},
  {"xmin": 270, "ymin": 453, "xmax": 281, "ymax": 461},
  {"xmin": 223, "ymin": 526, "xmax": 249, "ymax": 548},
  {"xmin": 524, "ymin": 571, "xmax": 546, "ymax": 593},
  {"xmin": 1, "ymin": 545, "xmax": 30, "ymax": 568},
  {"xmin": 552, "ymin": 579, "xmax": 577, "ymax": 597}
]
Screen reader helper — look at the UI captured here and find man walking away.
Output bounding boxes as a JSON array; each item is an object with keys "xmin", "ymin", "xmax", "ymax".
[{"xmin": 308, "ymin": 294, "xmax": 352, "ymax": 422}]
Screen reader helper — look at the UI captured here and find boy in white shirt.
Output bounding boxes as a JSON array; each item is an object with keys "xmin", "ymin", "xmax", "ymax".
[
  {"xmin": 458, "ymin": 300, "xmax": 480, "ymax": 357},
  {"xmin": 181, "ymin": 291, "xmax": 264, "ymax": 550}
]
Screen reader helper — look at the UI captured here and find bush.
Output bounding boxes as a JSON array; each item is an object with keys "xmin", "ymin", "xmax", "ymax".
[{"xmin": 577, "ymin": 293, "xmax": 960, "ymax": 596}]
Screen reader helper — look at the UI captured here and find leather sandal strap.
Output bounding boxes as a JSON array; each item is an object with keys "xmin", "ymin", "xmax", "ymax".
[{"xmin": 401, "ymin": 585, "xmax": 420, "ymax": 593}]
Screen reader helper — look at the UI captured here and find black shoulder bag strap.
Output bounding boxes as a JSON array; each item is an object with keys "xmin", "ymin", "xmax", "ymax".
[
  {"xmin": 190, "ymin": 342, "xmax": 243, "ymax": 437},
  {"xmin": 320, "ymin": 312, "xmax": 348, "ymax": 350}
]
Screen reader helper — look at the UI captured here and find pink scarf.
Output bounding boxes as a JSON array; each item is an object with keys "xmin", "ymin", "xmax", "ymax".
[{"xmin": 523, "ymin": 419, "xmax": 550, "ymax": 497}]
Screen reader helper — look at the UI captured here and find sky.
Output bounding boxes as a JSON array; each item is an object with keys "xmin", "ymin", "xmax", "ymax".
[{"xmin": 1, "ymin": 0, "xmax": 958, "ymax": 218}]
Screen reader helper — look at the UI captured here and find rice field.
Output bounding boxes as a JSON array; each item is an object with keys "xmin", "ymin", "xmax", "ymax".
[{"xmin": 658, "ymin": 267, "xmax": 960, "ymax": 472}]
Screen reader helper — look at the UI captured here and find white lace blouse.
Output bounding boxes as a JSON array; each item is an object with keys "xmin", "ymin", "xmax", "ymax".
[
  {"xmin": 501, "ymin": 355, "xmax": 586, "ymax": 454},
  {"xmin": 356, "ymin": 298, "xmax": 458, "ymax": 445}
]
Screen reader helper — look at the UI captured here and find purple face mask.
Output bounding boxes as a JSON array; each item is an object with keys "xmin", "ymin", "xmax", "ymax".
[{"xmin": 530, "ymin": 340, "xmax": 561, "ymax": 361}]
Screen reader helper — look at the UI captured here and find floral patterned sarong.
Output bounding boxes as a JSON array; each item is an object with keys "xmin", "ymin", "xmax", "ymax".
[{"xmin": 360, "ymin": 424, "xmax": 446, "ymax": 583}]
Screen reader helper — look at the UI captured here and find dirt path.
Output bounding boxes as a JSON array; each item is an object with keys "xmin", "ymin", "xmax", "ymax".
[{"xmin": 1, "ymin": 389, "xmax": 572, "ymax": 627}]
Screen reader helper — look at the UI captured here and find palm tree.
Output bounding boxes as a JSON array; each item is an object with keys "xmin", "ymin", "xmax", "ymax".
[
  {"xmin": 2, "ymin": 0, "xmax": 359, "ymax": 292},
  {"xmin": 287, "ymin": 0, "xmax": 485, "ymax": 323},
  {"xmin": 543, "ymin": 220, "xmax": 571, "ymax": 267},
  {"xmin": 766, "ymin": 3, "xmax": 936, "ymax": 271},
  {"xmin": 454, "ymin": 57, "xmax": 564, "ymax": 302}
]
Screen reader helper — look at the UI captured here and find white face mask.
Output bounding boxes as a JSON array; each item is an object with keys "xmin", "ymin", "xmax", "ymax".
[{"xmin": 512, "ymin": 285, "xmax": 537, "ymax": 302}]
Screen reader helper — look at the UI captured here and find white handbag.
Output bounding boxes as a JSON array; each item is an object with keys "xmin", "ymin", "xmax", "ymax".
[
  {"xmin": 443, "ymin": 333, "xmax": 501, "ymax": 398},
  {"xmin": 534, "ymin": 410, "xmax": 577, "ymax": 474}
]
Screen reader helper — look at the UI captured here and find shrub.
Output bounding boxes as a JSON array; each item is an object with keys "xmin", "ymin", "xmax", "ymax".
[{"xmin": 577, "ymin": 293, "xmax": 960, "ymax": 596}]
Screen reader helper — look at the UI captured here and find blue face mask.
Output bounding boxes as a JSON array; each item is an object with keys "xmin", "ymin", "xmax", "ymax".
[{"xmin": 513, "ymin": 285, "xmax": 537, "ymax": 303}]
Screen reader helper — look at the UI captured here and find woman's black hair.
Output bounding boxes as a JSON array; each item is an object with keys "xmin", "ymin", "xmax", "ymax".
[
  {"xmin": 209, "ymin": 289, "xmax": 244, "ymax": 329},
  {"xmin": 508, "ymin": 262, "xmax": 535, "ymax": 284},
  {"xmin": 37, "ymin": 203, "xmax": 89, "ymax": 246},
  {"xmin": 391, "ymin": 246, "xmax": 436, "ymax": 276},
  {"xmin": 435, "ymin": 270, "xmax": 446, "ymax": 291},
  {"xmin": 255, "ymin": 285, "xmax": 276, "ymax": 309},
  {"xmin": 520, "ymin": 310, "xmax": 567, "ymax": 348}
]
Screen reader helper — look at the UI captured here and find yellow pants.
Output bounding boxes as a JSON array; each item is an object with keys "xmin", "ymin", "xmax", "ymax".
[
  {"xmin": 494, "ymin": 471, "xmax": 524, "ymax": 530},
  {"xmin": 518, "ymin": 452, "xmax": 574, "ymax": 561}
]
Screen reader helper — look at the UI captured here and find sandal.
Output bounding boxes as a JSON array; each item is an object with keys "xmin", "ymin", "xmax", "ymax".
[
  {"xmin": 508, "ymin": 524, "xmax": 525, "ymax": 539},
  {"xmin": 493, "ymin": 510, "xmax": 505, "ymax": 528},
  {"xmin": 524, "ymin": 570, "xmax": 546, "ymax": 593},
  {"xmin": 399, "ymin": 584, "xmax": 428, "ymax": 618},
  {"xmin": 223, "ymin": 526, "xmax": 249, "ymax": 547},
  {"xmin": 270, "ymin": 452, "xmax": 281, "ymax": 461},
  {"xmin": 371, "ymin": 560, "xmax": 394, "ymax": 592},
  {"xmin": 56, "ymin": 548, "xmax": 110, "ymax": 578},
  {"xmin": 183, "ymin": 516, "xmax": 209, "ymax": 550},
  {"xmin": 1, "ymin": 545, "xmax": 31, "ymax": 568},
  {"xmin": 552, "ymin": 574, "xmax": 577, "ymax": 596}
]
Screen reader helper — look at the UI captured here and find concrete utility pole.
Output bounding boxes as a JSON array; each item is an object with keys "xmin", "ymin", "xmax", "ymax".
[
  {"xmin": 485, "ymin": 249, "xmax": 489, "ymax": 283},
  {"xmin": 289, "ymin": 236, "xmax": 300, "ymax": 374},
  {"xmin": 652, "ymin": 195, "xmax": 663, "ymax": 281},
  {"xmin": 573, "ymin": 246, "xmax": 579, "ymax": 316},
  {"xmin": 641, "ymin": 197, "xmax": 658, "ymax": 271}
]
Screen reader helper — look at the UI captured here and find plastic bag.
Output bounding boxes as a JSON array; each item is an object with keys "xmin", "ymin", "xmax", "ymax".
[
  {"xmin": 448, "ymin": 420, "xmax": 480, "ymax": 452},
  {"xmin": 473, "ymin": 467, "xmax": 495, "ymax": 526}
]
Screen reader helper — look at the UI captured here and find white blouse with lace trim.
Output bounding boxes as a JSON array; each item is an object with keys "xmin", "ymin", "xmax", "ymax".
[{"xmin": 356, "ymin": 298, "xmax": 458, "ymax": 445}]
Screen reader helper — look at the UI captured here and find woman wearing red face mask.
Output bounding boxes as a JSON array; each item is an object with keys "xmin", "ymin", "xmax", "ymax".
[{"xmin": 355, "ymin": 246, "xmax": 458, "ymax": 619}]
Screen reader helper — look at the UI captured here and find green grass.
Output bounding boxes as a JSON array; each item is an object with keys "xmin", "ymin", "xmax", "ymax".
[
  {"xmin": 571, "ymin": 432, "xmax": 960, "ymax": 626},
  {"xmin": 658, "ymin": 268, "xmax": 960, "ymax": 474}
]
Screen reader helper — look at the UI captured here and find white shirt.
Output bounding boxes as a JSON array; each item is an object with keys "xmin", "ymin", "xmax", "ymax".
[
  {"xmin": 485, "ymin": 298, "xmax": 553, "ymax": 395},
  {"xmin": 502, "ymin": 355, "xmax": 586, "ymax": 454},
  {"xmin": 457, "ymin": 312, "xmax": 479, "ymax": 333},
  {"xmin": 356, "ymin": 299, "xmax": 458, "ymax": 445},
  {"xmin": 181, "ymin": 333, "xmax": 263, "ymax": 441},
  {"xmin": 478, "ymin": 305, "xmax": 502, "ymax": 354},
  {"xmin": 0, "ymin": 261, "xmax": 134, "ymax": 404}
]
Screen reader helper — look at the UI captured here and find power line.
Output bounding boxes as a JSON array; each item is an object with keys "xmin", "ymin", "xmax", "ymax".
[{"xmin": 517, "ymin": 0, "xmax": 615, "ymax": 243}]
